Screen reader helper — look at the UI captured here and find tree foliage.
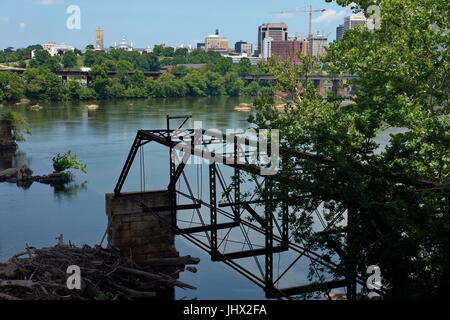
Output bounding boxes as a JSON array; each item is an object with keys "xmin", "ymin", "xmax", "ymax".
[{"xmin": 249, "ymin": 0, "xmax": 449, "ymax": 299}]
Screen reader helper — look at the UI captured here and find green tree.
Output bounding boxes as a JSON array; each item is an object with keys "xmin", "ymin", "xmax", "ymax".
[
  {"xmin": 0, "ymin": 111, "xmax": 30, "ymax": 142},
  {"xmin": 249, "ymin": 0, "xmax": 450, "ymax": 300},
  {"xmin": 62, "ymin": 50, "xmax": 77, "ymax": 68},
  {"xmin": 153, "ymin": 45, "xmax": 164, "ymax": 56},
  {"xmin": 90, "ymin": 64, "xmax": 110, "ymax": 99},
  {"xmin": 116, "ymin": 60, "xmax": 134, "ymax": 88},
  {"xmin": 29, "ymin": 49, "xmax": 60, "ymax": 71},
  {"xmin": 23, "ymin": 67, "xmax": 64, "ymax": 100},
  {"xmin": 162, "ymin": 46, "xmax": 175, "ymax": 57},
  {"xmin": 0, "ymin": 71, "xmax": 25, "ymax": 101},
  {"xmin": 237, "ymin": 57, "xmax": 252, "ymax": 75},
  {"xmin": 223, "ymin": 72, "xmax": 244, "ymax": 96},
  {"xmin": 209, "ymin": 57, "xmax": 233, "ymax": 75},
  {"xmin": 174, "ymin": 47, "xmax": 189, "ymax": 57}
]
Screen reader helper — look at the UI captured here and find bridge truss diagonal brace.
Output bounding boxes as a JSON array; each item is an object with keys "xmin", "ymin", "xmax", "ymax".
[{"xmin": 114, "ymin": 131, "xmax": 152, "ymax": 195}]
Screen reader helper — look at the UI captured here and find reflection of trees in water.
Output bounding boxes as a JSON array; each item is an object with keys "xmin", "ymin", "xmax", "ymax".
[{"xmin": 53, "ymin": 181, "xmax": 88, "ymax": 201}]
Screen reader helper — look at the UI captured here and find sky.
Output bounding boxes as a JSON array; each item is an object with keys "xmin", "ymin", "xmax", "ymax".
[{"xmin": 0, "ymin": 0, "xmax": 355, "ymax": 50}]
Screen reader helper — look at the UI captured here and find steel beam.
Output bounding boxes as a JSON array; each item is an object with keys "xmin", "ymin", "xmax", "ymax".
[
  {"xmin": 178, "ymin": 222, "xmax": 239, "ymax": 235},
  {"xmin": 277, "ymin": 279, "xmax": 349, "ymax": 297},
  {"xmin": 210, "ymin": 163, "xmax": 218, "ymax": 255},
  {"xmin": 218, "ymin": 246, "xmax": 287, "ymax": 261}
]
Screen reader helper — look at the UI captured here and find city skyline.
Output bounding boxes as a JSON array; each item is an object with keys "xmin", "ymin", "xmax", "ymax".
[{"xmin": 0, "ymin": 0, "xmax": 355, "ymax": 50}]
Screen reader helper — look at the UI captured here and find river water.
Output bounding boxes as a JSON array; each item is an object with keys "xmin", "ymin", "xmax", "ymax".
[{"xmin": 0, "ymin": 97, "xmax": 398, "ymax": 299}]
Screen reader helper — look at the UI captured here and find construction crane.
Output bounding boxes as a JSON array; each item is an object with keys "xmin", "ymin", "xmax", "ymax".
[{"xmin": 271, "ymin": 5, "xmax": 326, "ymax": 38}]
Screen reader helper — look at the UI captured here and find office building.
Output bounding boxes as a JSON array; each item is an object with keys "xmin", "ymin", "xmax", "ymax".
[
  {"xmin": 270, "ymin": 40, "xmax": 309, "ymax": 64},
  {"xmin": 205, "ymin": 30, "xmax": 229, "ymax": 52},
  {"xmin": 262, "ymin": 37, "xmax": 272, "ymax": 60},
  {"xmin": 235, "ymin": 41, "xmax": 253, "ymax": 55},
  {"xmin": 344, "ymin": 15, "xmax": 367, "ymax": 31},
  {"xmin": 308, "ymin": 35, "xmax": 328, "ymax": 57},
  {"xmin": 95, "ymin": 28, "xmax": 104, "ymax": 50},
  {"xmin": 258, "ymin": 23, "xmax": 288, "ymax": 55},
  {"xmin": 336, "ymin": 24, "xmax": 344, "ymax": 41}
]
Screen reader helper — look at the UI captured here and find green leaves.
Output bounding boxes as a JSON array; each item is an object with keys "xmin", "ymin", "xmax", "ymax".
[
  {"xmin": 52, "ymin": 150, "xmax": 87, "ymax": 175},
  {"xmin": 250, "ymin": 0, "xmax": 450, "ymax": 299}
]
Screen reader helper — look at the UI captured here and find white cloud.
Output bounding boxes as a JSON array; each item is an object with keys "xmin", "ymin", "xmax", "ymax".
[
  {"xmin": 19, "ymin": 22, "xmax": 27, "ymax": 30},
  {"xmin": 313, "ymin": 9, "xmax": 348, "ymax": 25},
  {"xmin": 0, "ymin": 17, "xmax": 10, "ymax": 23},
  {"xmin": 275, "ymin": 12, "xmax": 295, "ymax": 19},
  {"xmin": 36, "ymin": 0, "xmax": 63, "ymax": 5}
]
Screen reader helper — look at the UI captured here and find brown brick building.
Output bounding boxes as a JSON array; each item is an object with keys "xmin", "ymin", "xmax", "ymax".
[{"xmin": 270, "ymin": 40, "xmax": 309, "ymax": 64}]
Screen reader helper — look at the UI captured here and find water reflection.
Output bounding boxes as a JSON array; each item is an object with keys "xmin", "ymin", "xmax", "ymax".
[
  {"xmin": 0, "ymin": 150, "xmax": 29, "ymax": 171},
  {"xmin": 53, "ymin": 181, "xmax": 88, "ymax": 202}
]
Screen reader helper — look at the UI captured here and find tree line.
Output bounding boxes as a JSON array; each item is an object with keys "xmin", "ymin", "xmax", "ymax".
[{"xmin": 0, "ymin": 46, "xmax": 272, "ymax": 101}]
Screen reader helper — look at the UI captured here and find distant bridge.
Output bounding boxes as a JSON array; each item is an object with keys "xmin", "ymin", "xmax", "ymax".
[{"xmin": 0, "ymin": 67, "xmax": 358, "ymax": 97}]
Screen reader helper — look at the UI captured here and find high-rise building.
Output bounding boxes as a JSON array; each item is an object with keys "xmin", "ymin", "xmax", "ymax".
[
  {"xmin": 308, "ymin": 35, "xmax": 328, "ymax": 57},
  {"xmin": 205, "ymin": 30, "xmax": 229, "ymax": 52},
  {"xmin": 336, "ymin": 24, "xmax": 344, "ymax": 41},
  {"xmin": 258, "ymin": 23, "xmax": 288, "ymax": 55},
  {"xmin": 262, "ymin": 37, "xmax": 273, "ymax": 60},
  {"xmin": 344, "ymin": 15, "xmax": 367, "ymax": 31},
  {"xmin": 235, "ymin": 41, "xmax": 253, "ymax": 55},
  {"xmin": 95, "ymin": 28, "xmax": 104, "ymax": 50}
]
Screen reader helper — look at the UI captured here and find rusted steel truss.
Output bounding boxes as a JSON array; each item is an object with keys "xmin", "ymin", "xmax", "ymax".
[{"xmin": 113, "ymin": 115, "xmax": 444, "ymax": 300}]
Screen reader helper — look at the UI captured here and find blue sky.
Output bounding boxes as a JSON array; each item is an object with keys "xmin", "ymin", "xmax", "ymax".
[{"xmin": 0, "ymin": 0, "xmax": 354, "ymax": 50}]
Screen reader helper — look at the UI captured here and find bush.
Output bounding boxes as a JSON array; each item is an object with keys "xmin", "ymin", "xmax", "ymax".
[
  {"xmin": 0, "ymin": 111, "xmax": 30, "ymax": 141},
  {"xmin": 52, "ymin": 150, "xmax": 87, "ymax": 174}
]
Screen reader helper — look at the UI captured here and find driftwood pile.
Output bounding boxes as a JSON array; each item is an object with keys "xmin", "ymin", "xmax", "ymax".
[{"xmin": 0, "ymin": 244, "xmax": 199, "ymax": 300}]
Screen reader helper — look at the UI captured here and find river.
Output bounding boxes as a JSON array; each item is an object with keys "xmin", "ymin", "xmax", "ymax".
[{"xmin": 0, "ymin": 97, "xmax": 399, "ymax": 299}]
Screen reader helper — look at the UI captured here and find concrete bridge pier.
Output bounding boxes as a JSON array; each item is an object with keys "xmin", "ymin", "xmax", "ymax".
[
  {"xmin": 105, "ymin": 190, "xmax": 178, "ymax": 261},
  {"xmin": 0, "ymin": 122, "xmax": 18, "ymax": 151},
  {"xmin": 332, "ymin": 79, "xmax": 346, "ymax": 97}
]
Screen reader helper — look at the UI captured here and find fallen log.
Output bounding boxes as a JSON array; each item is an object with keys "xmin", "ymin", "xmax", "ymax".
[{"xmin": 0, "ymin": 280, "xmax": 36, "ymax": 289}]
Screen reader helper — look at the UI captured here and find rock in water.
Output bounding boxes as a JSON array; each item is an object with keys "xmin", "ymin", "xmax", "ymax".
[
  {"xmin": 0, "ymin": 168, "xmax": 18, "ymax": 180},
  {"xmin": 17, "ymin": 165, "xmax": 33, "ymax": 181},
  {"xmin": 85, "ymin": 104, "xmax": 99, "ymax": 110}
]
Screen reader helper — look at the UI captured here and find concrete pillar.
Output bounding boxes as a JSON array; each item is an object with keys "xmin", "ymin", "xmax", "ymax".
[
  {"xmin": 332, "ymin": 80, "xmax": 346, "ymax": 97},
  {"xmin": 0, "ymin": 150, "xmax": 14, "ymax": 170},
  {"xmin": 105, "ymin": 190, "xmax": 178, "ymax": 261},
  {"xmin": 0, "ymin": 122, "xmax": 18, "ymax": 151}
]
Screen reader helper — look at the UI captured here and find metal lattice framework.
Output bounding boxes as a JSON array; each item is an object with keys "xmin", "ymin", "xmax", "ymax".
[{"xmin": 113, "ymin": 115, "xmax": 442, "ymax": 300}]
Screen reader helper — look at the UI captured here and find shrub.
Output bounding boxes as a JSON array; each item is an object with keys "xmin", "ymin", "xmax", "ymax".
[
  {"xmin": 52, "ymin": 150, "xmax": 87, "ymax": 174},
  {"xmin": 0, "ymin": 111, "xmax": 30, "ymax": 141}
]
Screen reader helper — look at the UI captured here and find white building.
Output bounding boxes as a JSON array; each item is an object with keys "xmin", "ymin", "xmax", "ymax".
[
  {"xmin": 344, "ymin": 15, "xmax": 367, "ymax": 31},
  {"xmin": 308, "ymin": 35, "xmax": 328, "ymax": 57},
  {"xmin": 220, "ymin": 53, "xmax": 263, "ymax": 65},
  {"xmin": 205, "ymin": 31, "xmax": 229, "ymax": 52},
  {"xmin": 32, "ymin": 42, "xmax": 74, "ymax": 57},
  {"xmin": 262, "ymin": 37, "xmax": 273, "ymax": 60},
  {"xmin": 114, "ymin": 36, "xmax": 134, "ymax": 51}
]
